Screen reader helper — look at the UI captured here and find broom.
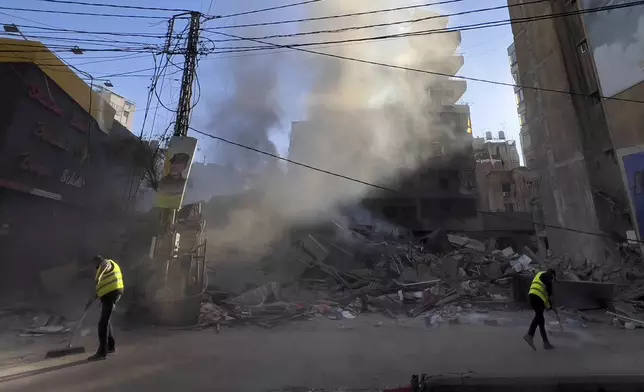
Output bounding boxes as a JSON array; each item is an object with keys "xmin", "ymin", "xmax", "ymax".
[{"xmin": 45, "ymin": 299, "xmax": 93, "ymax": 359}]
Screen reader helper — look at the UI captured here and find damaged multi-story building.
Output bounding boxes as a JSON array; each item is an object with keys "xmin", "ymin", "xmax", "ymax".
[
  {"xmin": 507, "ymin": 0, "xmax": 644, "ymax": 264},
  {"xmin": 288, "ymin": 24, "xmax": 477, "ymax": 233},
  {"xmin": 474, "ymin": 131, "xmax": 537, "ymax": 213}
]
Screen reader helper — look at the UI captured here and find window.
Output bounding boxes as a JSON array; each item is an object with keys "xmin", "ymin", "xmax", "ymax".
[
  {"xmin": 511, "ymin": 71, "xmax": 519, "ymax": 84},
  {"xmin": 521, "ymin": 129, "xmax": 532, "ymax": 151},
  {"xmin": 504, "ymin": 203, "xmax": 515, "ymax": 212},
  {"xmin": 466, "ymin": 116, "xmax": 472, "ymax": 134},
  {"xmin": 515, "ymin": 89, "xmax": 524, "ymax": 105},
  {"xmin": 519, "ymin": 112, "xmax": 527, "ymax": 126},
  {"xmin": 501, "ymin": 182, "xmax": 511, "ymax": 193},
  {"xmin": 590, "ymin": 90, "xmax": 601, "ymax": 104},
  {"xmin": 579, "ymin": 39, "xmax": 588, "ymax": 54},
  {"xmin": 123, "ymin": 110, "xmax": 130, "ymax": 122},
  {"xmin": 508, "ymin": 49, "xmax": 517, "ymax": 66}
]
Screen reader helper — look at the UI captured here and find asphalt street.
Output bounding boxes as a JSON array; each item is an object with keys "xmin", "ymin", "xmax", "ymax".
[{"xmin": 1, "ymin": 314, "xmax": 643, "ymax": 391}]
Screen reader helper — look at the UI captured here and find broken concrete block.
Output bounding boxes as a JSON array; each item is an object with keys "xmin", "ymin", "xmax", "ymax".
[
  {"xmin": 487, "ymin": 263, "xmax": 502, "ymax": 278},
  {"xmin": 226, "ymin": 282, "xmax": 280, "ymax": 306},
  {"xmin": 510, "ymin": 254, "xmax": 533, "ymax": 272},
  {"xmin": 522, "ymin": 246, "xmax": 544, "ymax": 266},
  {"xmin": 439, "ymin": 255, "xmax": 461, "ymax": 279},
  {"xmin": 625, "ymin": 321, "xmax": 637, "ymax": 330},
  {"xmin": 501, "ymin": 247, "xmax": 515, "ymax": 259},
  {"xmin": 416, "ymin": 264, "xmax": 434, "ymax": 281},
  {"xmin": 447, "ymin": 234, "xmax": 485, "ymax": 252},
  {"xmin": 300, "ymin": 235, "xmax": 330, "ymax": 262}
]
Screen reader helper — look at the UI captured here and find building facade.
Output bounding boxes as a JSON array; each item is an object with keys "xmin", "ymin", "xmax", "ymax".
[
  {"xmin": 507, "ymin": 0, "xmax": 638, "ymax": 264},
  {"xmin": 95, "ymin": 85, "xmax": 136, "ymax": 132},
  {"xmin": 0, "ymin": 38, "xmax": 151, "ymax": 293},
  {"xmin": 474, "ymin": 132, "xmax": 536, "ymax": 213}
]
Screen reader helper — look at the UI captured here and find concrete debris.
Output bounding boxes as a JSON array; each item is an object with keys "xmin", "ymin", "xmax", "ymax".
[
  {"xmin": 196, "ymin": 223, "xmax": 637, "ymax": 330},
  {"xmin": 447, "ymin": 234, "xmax": 485, "ymax": 253},
  {"xmin": 606, "ymin": 311, "xmax": 644, "ymax": 328},
  {"xmin": 509, "ymin": 254, "xmax": 533, "ymax": 273},
  {"xmin": 226, "ymin": 282, "xmax": 281, "ymax": 306},
  {"xmin": 501, "ymin": 247, "xmax": 515, "ymax": 259},
  {"xmin": 23, "ymin": 325, "xmax": 68, "ymax": 334}
]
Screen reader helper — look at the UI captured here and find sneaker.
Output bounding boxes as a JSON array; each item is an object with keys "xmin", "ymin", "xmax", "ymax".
[
  {"xmin": 543, "ymin": 342, "xmax": 555, "ymax": 350},
  {"xmin": 87, "ymin": 352, "xmax": 107, "ymax": 361},
  {"xmin": 523, "ymin": 334, "xmax": 536, "ymax": 351}
]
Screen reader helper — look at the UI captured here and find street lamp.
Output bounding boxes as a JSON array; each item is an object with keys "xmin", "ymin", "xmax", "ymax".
[{"xmin": 3, "ymin": 24, "xmax": 27, "ymax": 40}]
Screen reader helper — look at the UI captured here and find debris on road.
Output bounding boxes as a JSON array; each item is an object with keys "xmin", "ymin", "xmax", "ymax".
[{"xmin": 196, "ymin": 227, "xmax": 550, "ymax": 330}]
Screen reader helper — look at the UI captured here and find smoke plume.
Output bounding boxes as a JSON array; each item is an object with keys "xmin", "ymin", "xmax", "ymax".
[{"xmin": 201, "ymin": 0, "xmax": 464, "ymax": 253}]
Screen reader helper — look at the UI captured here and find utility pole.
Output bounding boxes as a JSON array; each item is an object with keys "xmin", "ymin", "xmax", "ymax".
[
  {"xmin": 160, "ymin": 11, "xmax": 201, "ymax": 230},
  {"xmin": 147, "ymin": 12, "xmax": 204, "ymax": 325},
  {"xmin": 173, "ymin": 11, "xmax": 201, "ymax": 139}
]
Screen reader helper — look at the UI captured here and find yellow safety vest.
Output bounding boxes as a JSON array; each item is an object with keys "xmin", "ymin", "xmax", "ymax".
[
  {"xmin": 528, "ymin": 271, "xmax": 550, "ymax": 308},
  {"xmin": 95, "ymin": 259, "xmax": 124, "ymax": 298}
]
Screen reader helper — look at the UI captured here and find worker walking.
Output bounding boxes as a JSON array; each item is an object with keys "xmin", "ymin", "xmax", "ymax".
[
  {"xmin": 523, "ymin": 269, "xmax": 556, "ymax": 351},
  {"xmin": 87, "ymin": 255, "xmax": 124, "ymax": 361}
]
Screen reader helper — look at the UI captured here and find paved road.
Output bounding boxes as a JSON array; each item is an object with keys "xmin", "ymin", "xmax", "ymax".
[{"xmin": 1, "ymin": 314, "xmax": 643, "ymax": 391}]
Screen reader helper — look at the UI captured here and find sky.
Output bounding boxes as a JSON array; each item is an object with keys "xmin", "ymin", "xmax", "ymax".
[{"xmin": 0, "ymin": 0, "xmax": 523, "ymax": 165}]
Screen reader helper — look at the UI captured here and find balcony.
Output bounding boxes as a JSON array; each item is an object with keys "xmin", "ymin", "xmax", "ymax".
[
  {"xmin": 425, "ymin": 55, "xmax": 464, "ymax": 76},
  {"xmin": 428, "ymin": 79, "xmax": 467, "ymax": 106}
]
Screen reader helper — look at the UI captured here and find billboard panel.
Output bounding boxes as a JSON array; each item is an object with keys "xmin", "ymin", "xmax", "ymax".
[
  {"xmin": 155, "ymin": 136, "xmax": 198, "ymax": 209},
  {"xmin": 618, "ymin": 146, "xmax": 644, "ymax": 241},
  {"xmin": 581, "ymin": 0, "xmax": 644, "ymax": 97}
]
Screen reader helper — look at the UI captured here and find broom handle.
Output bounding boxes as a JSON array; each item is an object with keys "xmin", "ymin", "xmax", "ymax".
[{"xmin": 67, "ymin": 299, "xmax": 94, "ymax": 348}]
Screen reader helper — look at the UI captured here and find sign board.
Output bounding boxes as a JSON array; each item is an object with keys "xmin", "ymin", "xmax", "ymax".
[
  {"xmin": 155, "ymin": 136, "xmax": 198, "ymax": 209},
  {"xmin": 617, "ymin": 145, "xmax": 644, "ymax": 242}
]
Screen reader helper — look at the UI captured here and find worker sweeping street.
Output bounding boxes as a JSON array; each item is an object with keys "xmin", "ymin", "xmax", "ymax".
[
  {"xmin": 87, "ymin": 255, "xmax": 124, "ymax": 361},
  {"xmin": 523, "ymin": 269, "xmax": 556, "ymax": 351}
]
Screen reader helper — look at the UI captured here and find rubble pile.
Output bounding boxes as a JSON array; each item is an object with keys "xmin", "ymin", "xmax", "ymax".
[{"xmin": 198, "ymin": 226, "xmax": 543, "ymax": 330}]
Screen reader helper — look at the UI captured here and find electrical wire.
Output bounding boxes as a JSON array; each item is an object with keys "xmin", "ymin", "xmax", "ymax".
[
  {"xmin": 204, "ymin": 0, "xmax": 643, "ymax": 43},
  {"xmin": 208, "ymin": 0, "xmax": 469, "ymax": 30},
  {"xmin": 27, "ymin": 0, "xmax": 190, "ymax": 13},
  {"xmin": 205, "ymin": 0, "xmax": 549, "ymax": 42},
  {"xmin": 211, "ymin": 30, "xmax": 644, "ymax": 105},
  {"xmin": 212, "ymin": 0, "xmax": 323, "ymax": 20},
  {"xmin": 187, "ymin": 126, "xmax": 640, "ymax": 243},
  {"xmin": 0, "ymin": 5, "xmax": 171, "ymax": 19},
  {"xmin": 3, "ymin": 33, "xmax": 165, "ymax": 48},
  {"xmin": 13, "ymin": 24, "xmax": 172, "ymax": 39}
]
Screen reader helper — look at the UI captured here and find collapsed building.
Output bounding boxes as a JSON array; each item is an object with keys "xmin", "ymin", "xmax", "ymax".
[{"xmin": 288, "ymin": 24, "xmax": 477, "ymax": 234}]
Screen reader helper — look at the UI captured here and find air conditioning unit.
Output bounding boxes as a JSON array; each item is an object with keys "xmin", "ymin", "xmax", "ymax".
[{"xmin": 502, "ymin": 192, "xmax": 510, "ymax": 197}]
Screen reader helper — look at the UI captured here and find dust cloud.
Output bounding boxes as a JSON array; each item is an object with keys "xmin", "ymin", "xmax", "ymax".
[{"xmin": 200, "ymin": 0, "xmax": 464, "ymax": 256}]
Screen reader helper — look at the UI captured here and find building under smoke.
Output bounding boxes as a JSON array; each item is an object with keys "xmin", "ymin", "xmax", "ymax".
[{"xmin": 285, "ymin": 12, "xmax": 477, "ymax": 233}]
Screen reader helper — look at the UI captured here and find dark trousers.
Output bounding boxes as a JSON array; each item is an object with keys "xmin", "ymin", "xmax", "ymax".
[
  {"xmin": 98, "ymin": 290, "xmax": 121, "ymax": 354},
  {"xmin": 527, "ymin": 293, "xmax": 549, "ymax": 343}
]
